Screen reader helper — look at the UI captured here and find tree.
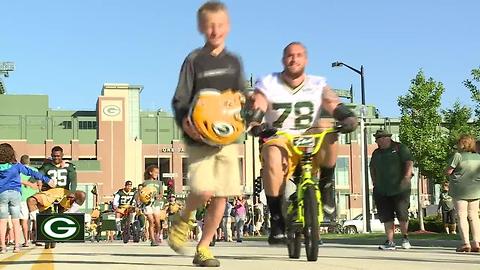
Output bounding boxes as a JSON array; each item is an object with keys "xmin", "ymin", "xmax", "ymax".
[
  {"xmin": 442, "ymin": 101, "xmax": 476, "ymax": 151},
  {"xmin": 463, "ymin": 67, "xmax": 480, "ymax": 127},
  {"xmin": 397, "ymin": 70, "xmax": 448, "ymax": 231}
]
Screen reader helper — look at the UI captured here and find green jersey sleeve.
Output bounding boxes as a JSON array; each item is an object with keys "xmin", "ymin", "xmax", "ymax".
[{"xmin": 66, "ymin": 162, "xmax": 77, "ymax": 191}]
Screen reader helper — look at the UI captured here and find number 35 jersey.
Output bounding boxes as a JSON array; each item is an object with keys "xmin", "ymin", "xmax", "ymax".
[
  {"xmin": 255, "ymin": 72, "xmax": 325, "ymax": 135},
  {"xmin": 39, "ymin": 162, "xmax": 77, "ymax": 191}
]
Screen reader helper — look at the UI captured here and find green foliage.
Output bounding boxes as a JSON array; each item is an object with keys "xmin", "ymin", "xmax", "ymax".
[
  {"xmin": 463, "ymin": 67, "xmax": 480, "ymax": 122},
  {"xmin": 442, "ymin": 101, "xmax": 476, "ymax": 151},
  {"xmin": 408, "ymin": 215, "xmax": 444, "ymax": 232},
  {"xmin": 397, "ymin": 70, "xmax": 448, "ymax": 184}
]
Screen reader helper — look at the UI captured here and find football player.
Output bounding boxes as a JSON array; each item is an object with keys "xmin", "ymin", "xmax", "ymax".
[
  {"xmin": 27, "ymin": 146, "xmax": 86, "ymax": 248},
  {"xmin": 247, "ymin": 42, "xmax": 358, "ymax": 244},
  {"xmin": 113, "ymin": 180, "xmax": 136, "ymax": 237},
  {"xmin": 27, "ymin": 146, "xmax": 85, "ymax": 215}
]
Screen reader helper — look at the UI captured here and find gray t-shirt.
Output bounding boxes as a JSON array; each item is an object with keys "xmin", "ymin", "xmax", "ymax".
[
  {"xmin": 439, "ymin": 191, "xmax": 454, "ymax": 211},
  {"xmin": 448, "ymin": 151, "xmax": 480, "ymax": 200},
  {"xmin": 171, "ymin": 47, "xmax": 246, "ymax": 145}
]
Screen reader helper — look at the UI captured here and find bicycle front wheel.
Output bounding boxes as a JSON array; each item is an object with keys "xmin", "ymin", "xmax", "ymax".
[
  {"xmin": 122, "ymin": 219, "xmax": 130, "ymax": 244},
  {"xmin": 303, "ymin": 185, "xmax": 319, "ymax": 261},
  {"xmin": 132, "ymin": 221, "xmax": 141, "ymax": 243}
]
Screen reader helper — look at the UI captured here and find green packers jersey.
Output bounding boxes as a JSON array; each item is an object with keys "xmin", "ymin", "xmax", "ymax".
[
  {"xmin": 143, "ymin": 180, "xmax": 161, "ymax": 195},
  {"xmin": 142, "ymin": 180, "xmax": 165, "ymax": 207},
  {"xmin": 116, "ymin": 189, "xmax": 135, "ymax": 206},
  {"xmin": 39, "ymin": 161, "xmax": 77, "ymax": 191},
  {"xmin": 153, "ymin": 197, "xmax": 167, "ymax": 208}
]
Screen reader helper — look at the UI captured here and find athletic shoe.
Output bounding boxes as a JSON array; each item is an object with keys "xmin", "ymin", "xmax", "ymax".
[
  {"xmin": 268, "ymin": 215, "xmax": 287, "ymax": 245},
  {"xmin": 268, "ymin": 233, "xmax": 287, "ymax": 245},
  {"xmin": 167, "ymin": 214, "xmax": 194, "ymax": 254},
  {"xmin": 378, "ymin": 240, "xmax": 396, "ymax": 250},
  {"xmin": 401, "ymin": 238, "xmax": 411, "ymax": 249},
  {"xmin": 192, "ymin": 246, "xmax": 220, "ymax": 267}
]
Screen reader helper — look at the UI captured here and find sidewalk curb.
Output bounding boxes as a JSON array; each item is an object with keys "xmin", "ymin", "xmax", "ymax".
[{"xmin": 323, "ymin": 238, "xmax": 459, "ymax": 248}]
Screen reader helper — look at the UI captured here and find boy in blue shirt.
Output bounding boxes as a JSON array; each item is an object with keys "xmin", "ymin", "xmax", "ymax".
[{"xmin": 0, "ymin": 143, "xmax": 53, "ymax": 253}]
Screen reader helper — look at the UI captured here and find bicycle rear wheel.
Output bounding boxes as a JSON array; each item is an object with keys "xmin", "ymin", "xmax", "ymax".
[
  {"xmin": 132, "ymin": 221, "xmax": 141, "ymax": 243},
  {"xmin": 303, "ymin": 185, "xmax": 319, "ymax": 261},
  {"xmin": 287, "ymin": 231, "xmax": 302, "ymax": 259}
]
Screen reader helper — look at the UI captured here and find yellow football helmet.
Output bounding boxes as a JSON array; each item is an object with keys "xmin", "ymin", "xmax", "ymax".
[
  {"xmin": 189, "ymin": 88, "xmax": 246, "ymax": 146},
  {"xmin": 139, "ymin": 185, "xmax": 157, "ymax": 204}
]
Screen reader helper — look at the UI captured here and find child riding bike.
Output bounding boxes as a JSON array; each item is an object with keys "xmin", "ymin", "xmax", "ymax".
[
  {"xmin": 245, "ymin": 41, "xmax": 358, "ymax": 247},
  {"xmin": 113, "ymin": 181, "xmax": 136, "ymax": 241}
]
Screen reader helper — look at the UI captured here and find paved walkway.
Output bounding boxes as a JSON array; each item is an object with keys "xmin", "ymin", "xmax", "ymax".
[{"xmin": 1, "ymin": 240, "xmax": 479, "ymax": 270}]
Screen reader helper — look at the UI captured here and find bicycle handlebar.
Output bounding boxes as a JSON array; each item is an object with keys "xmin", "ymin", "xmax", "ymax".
[
  {"xmin": 252, "ymin": 123, "xmax": 342, "ymax": 156},
  {"xmin": 275, "ymin": 127, "xmax": 339, "ymax": 156},
  {"xmin": 251, "ymin": 123, "xmax": 343, "ymax": 139}
]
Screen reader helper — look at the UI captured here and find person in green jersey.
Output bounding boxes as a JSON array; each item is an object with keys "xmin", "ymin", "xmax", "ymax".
[
  {"xmin": 445, "ymin": 135, "xmax": 480, "ymax": 253},
  {"xmin": 140, "ymin": 165, "xmax": 166, "ymax": 246},
  {"xmin": 370, "ymin": 129, "xmax": 414, "ymax": 251},
  {"xmin": 113, "ymin": 180, "xmax": 135, "ymax": 237},
  {"xmin": 27, "ymin": 146, "xmax": 86, "ymax": 217},
  {"xmin": 27, "ymin": 146, "xmax": 86, "ymax": 249}
]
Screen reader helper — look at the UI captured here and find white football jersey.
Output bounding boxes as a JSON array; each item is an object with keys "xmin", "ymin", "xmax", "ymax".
[{"xmin": 255, "ymin": 72, "xmax": 326, "ymax": 134}]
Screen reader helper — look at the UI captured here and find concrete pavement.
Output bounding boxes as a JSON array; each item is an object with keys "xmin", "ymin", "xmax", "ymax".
[{"xmin": 1, "ymin": 240, "xmax": 479, "ymax": 270}]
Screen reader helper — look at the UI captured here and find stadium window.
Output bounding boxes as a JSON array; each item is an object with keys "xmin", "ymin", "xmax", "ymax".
[
  {"xmin": 62, "ymin": 121, "xmax": 72, "ymax": 129},
  {"xmin": 79, "ymin": 121, "xmax": 97, "ymax": 130},
  {"xmin": 30, "ymin": 158, "xmax": 46, "ymax": 168},
  {"xmin": 335, "ymin": 157, "xmax": 350, "ymax": 187},
  {"xmin": 79, "ymin": 157, "xmax": 97, "ymax": 160},
  {"xmin": 182, "ymin": 158, "xmax": 188, "ymax": 186}
]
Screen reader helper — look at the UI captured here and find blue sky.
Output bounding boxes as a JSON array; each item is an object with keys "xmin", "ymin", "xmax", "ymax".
[{"xmin": 1, "ymin": 0, "xmax": 479, "ymax": 117}]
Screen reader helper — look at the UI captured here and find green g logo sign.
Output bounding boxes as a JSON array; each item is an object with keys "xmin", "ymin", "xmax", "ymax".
[
  {"xmin": 36, "ymin": 213, "xmax": 85, "ymax": 242},
  {"xmin": 103, "ymin": 105, "xmax": 121, "ymax": 116}
]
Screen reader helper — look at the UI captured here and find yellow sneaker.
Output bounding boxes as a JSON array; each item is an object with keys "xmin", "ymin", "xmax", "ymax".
[
  {"xmin": 192, "ymin": 246, "xmax": 220, "ymax": 267},
  {"xmin": 167, "ymin": 214, "xmax": 194, "ymax": 254}
]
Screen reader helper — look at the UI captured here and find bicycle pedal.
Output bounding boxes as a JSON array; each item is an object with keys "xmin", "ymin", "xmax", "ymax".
[{"xmin": 287, "ymin": 221, "xmax": 302, "ymax": 231}]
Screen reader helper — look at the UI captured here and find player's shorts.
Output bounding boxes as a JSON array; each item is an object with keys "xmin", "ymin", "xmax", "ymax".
[
  {"xmin": 261, "ymin": 136, "xmax": 321, "ymax": 180},
  {"xmin": 32, "ymin": 188, "xmax": 72, "ymax": 212},
  {"xmin": 115, "ymin": 204, "xmax": 133, "ymax": 215},
  {"xmin": 186, "ymin": 143, "xmax": 242, "ymax": 197},
  {"xmin": 19, "ymin": 201, "xmax": 29, "ymax": 220},
  {"xmin": 144, "ymin": 205, "xmax": 160, "ymax": 215},
  {"xmin": 144, "ymin": 206, "xmax": 167, "ymax": 220}
]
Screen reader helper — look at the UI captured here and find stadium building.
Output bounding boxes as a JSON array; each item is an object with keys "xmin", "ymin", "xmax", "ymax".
[{"xmin": 0, "ymin": 83, "xmax": 429, "ymax": 219}]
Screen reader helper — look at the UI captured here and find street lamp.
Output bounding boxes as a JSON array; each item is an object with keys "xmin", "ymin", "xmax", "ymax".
[
  {"xmin": 331, "ymin": 61, "xmax": 371, "ymax": 233},
  {"xmin": 157, "ymin": 109, "xmax": 163, "ymax": 168}
]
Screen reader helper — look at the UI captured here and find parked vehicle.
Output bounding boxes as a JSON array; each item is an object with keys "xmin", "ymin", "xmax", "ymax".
[{"xmin": 342, "ymin": 213, "xmax": 400, "ymax": 234}]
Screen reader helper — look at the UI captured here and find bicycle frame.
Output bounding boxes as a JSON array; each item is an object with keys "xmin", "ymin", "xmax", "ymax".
[{"xmin": 276, "ymin": 127, "xmax": 337, "ymax": 226}]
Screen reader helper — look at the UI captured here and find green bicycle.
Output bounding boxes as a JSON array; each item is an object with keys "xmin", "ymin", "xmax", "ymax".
[{"xmin": 275, "ymin": 127, "xmax": 339, "ymax": 261}]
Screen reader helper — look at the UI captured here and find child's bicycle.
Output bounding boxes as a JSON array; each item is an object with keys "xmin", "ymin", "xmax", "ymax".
[
  {"xmin": 273, "ymin": 126, "xmax": 340, "ymax": 261},
  {"xmin": 120, "ymin": 206, "xmax": 143, "ymax": 243}
]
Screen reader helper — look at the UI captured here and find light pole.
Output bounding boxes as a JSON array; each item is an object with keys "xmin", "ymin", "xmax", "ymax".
[
  {"xmin": 157, "ymin": 109, "xmax": 162, "ymax": 168},
  {"xmin": 331, "ymin": 61, "xmax": 371, "ymax": 233}
]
